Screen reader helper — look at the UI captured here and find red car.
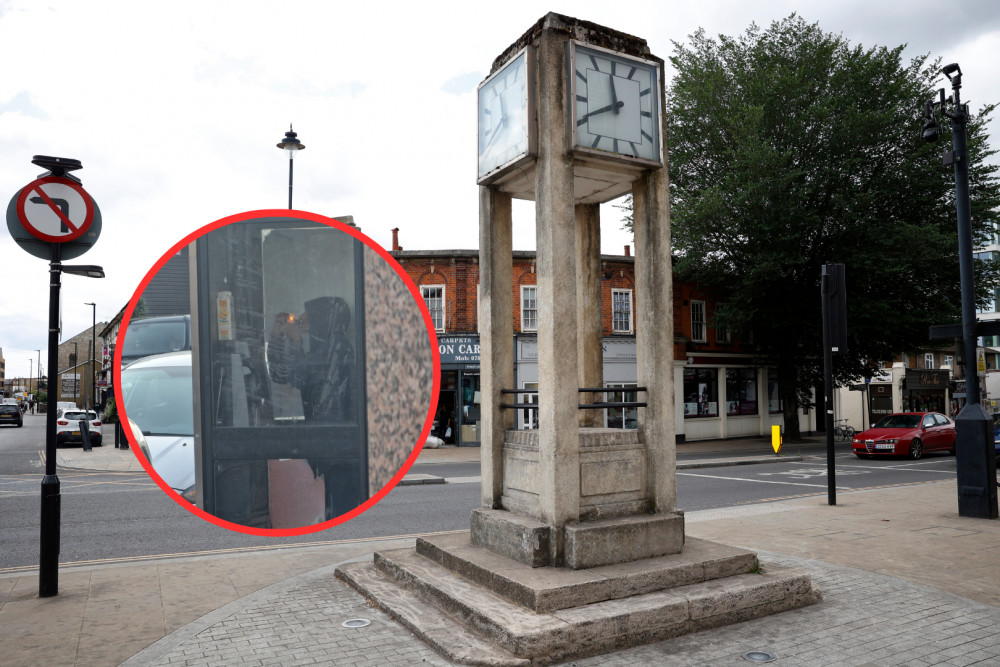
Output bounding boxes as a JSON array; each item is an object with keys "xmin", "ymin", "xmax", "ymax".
[{"xmin": 852, "ymin": 412, "xmax": 956, "ymax": 459}]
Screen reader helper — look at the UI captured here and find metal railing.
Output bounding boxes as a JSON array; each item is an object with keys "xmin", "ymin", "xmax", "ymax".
[{"xmin": 499, "ymin": 388, "xmax": 647, "ymax": 428}]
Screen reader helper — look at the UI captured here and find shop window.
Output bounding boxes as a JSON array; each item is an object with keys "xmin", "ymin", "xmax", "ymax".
[
  {"xmin": 611, "ymin": 289, "xmax": 633, "ymax": 334},
  {"xmin": 519, "ymin": 382, "xmax": 538, "ymax": 429},
  {"xmin": 605, "ymin": 383, "xmax": 638, "ymax": 429},
  {"xmin": 521, "ymin": 286, "xmax": 537, "ymax": 332},
  {"xmin": 683, "ymin": 367, "xmax": 718, "ymax": 418},
  {"xmin": 422, "ymin": 285, "xmax": 445, "ymax": 332},
  {"xmin": 459, "ymin": 373, "xmax": 481, "ymax": 445},
  {"xmin": 767, "ymin": 369, "xmax": 782, "ymax": 413},
  {"xmin": 726, "ymin": 368, "xmax": 758, "ymax": 416},
  {"xmin": 691, "ymin": 301, "xmax": 706, "ymax": 343}
]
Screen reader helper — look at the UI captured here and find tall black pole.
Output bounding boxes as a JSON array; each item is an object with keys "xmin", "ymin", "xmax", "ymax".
[
  {"xmin": 942, "ymin": 65, "xmax": 999, "ymax": 519},
  {"xmin": 821, "ymin": 265, "xmax": 837, "ymax": 506},
  {"xmin": 87, "ymin": 303, "xmax": 96, "ymax": 410},
  {"xmin": 40, "ymin": 245, "xmax": 62, "ymax": 597},
  {"xmin": 288, "ymin": 155, "xmax": 294, "ymax": 209},
  {"xmin": 951, "ymin": 95, "xmax": 978, "ymax": 406}
]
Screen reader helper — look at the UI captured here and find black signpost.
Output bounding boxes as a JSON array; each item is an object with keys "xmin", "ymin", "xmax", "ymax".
[
  {"xmin": 6, "ymin": 156, "xmax": 105, "ymax": 597},
  {"xmin": 821, "ymin": 263, "xmax": 847, "ymax": 506}
]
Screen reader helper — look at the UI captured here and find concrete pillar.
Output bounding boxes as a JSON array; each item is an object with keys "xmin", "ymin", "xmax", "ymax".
[
  {"xmin": 633, "ymin": 157, "xmax": 676, "ymax": 514},
  {"xmin": 478, "ymin": 185, "xmax": 514, "ymax": 509},
  {"xmin": 534, "ymin": 28, "xmax": 580, "ymax": 556},
  {"xmin": 576, "ymin": 203, "xmax": 603, "ymax": 427}
]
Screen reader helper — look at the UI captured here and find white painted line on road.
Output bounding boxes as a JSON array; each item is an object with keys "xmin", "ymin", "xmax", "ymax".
[{"xmin": 677, "ymin": 471, "xmax": 850, "ymax": 490}]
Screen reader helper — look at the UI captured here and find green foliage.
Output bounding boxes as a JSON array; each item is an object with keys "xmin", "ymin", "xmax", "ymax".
[
  {"xmin": 103, "ymin": 396, "xmax": 116, "ymax": 422},
  {"xmin": 653, "ymin": 15, "xmax": 1000, "ymax": 434}
]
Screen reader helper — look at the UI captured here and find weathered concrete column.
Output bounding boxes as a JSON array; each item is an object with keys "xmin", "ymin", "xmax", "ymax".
[
  {"xmin": 535, "ymin": 27, "xmax": 580, "ymax": 559},
  {"xmin": 576, "ymin": 203, "xmax": 603, "ymax": 427},
  {"xmin": 478, "ymin": 185, "xmax": 514, "ymax": 509},
  {"xmin": 633, "ymin": 159, "xmax": 676, "ymax": 513}
]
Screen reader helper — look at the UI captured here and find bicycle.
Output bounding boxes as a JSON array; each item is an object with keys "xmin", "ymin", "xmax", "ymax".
[{"xmin": 833, "ymin": 418, "xmax": 856, "ymax": 443}]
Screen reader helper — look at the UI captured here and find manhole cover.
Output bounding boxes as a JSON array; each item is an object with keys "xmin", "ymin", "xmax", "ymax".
[
  {"xmin": 742, "ymin": 651, "xmax": 777, "ymax": 663},
  {"xmin": 341, "ymin": 618, "xmax": 371, "ymax": 628}
]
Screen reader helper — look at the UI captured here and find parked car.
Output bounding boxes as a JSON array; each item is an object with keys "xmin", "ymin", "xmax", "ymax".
[
  {"xmin": 0, "ymin": 403, "xmax": 23, "ymax": 427},
  {"xmin": 852, "ymin": 412, "xmax": 956, "ymax": 459},
  {"xmin": 120, "ymin": 314, "xmax": 191, "ymax": 368},
  {"xmin": 55, "ymin": 410, "xmax": 102, "ymax": 447},
  {"xmin": 55, "ymin": 401, "xmax": 78, "ymax": 418},
  {"xmin": 120, "ymin": 350, "xmax": 194, "ymax": 497}
]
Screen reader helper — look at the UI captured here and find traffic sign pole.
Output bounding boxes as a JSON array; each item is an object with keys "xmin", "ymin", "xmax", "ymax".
[
  {"xmin": 40, "ymin": 243, "xmax": 62, "ymax": 598},
  {"xmin": 8, "ymin": 156, "xmax": 104, "ymax": 598}
]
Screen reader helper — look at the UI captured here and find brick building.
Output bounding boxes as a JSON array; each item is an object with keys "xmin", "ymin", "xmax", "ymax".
[
  {"xmin": 55, "ymin": 323, "xmax": 108, "ymax": 409},
  {"xmin": 389, "ymin": 230, "xmax": 809, "ymax": 443}
]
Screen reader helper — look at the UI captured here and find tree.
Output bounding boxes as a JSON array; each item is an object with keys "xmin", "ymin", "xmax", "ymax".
[{"xmin": 651, "ymin": 15, "xmax": 1000, "ymax": 439}]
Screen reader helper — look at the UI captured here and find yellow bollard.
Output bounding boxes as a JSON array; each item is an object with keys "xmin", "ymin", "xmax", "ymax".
[{"xmin": 771, "ymin": 425, "xmax": 782, "ymax": 455}]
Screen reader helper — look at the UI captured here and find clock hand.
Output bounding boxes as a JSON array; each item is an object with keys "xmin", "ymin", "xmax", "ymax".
[
  {"xmin": 484, "ymin": 113, "xmax": 507, "ymax": 150},
  {"xmin": 610, "ymin": 76, "xmax": 620, "ymax": 115},
  {"xmin": 580, "ymin": 100, "xmax": 624, "ymax": 122},
  {"xmin": 485, "ymin": 88, "xmax": 511, "ymax": 150}
]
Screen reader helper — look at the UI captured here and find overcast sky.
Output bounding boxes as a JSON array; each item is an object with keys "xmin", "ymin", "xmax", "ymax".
[{"xmin": 2, "ymin": 0, "xmax": 999, "ymax": 380}]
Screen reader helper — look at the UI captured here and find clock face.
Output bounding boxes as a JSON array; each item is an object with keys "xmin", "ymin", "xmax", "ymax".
[
  {"xmin": 478, "ymin": 49, "xmax": 531, "ymax": 182},
  {"xmin": 571, "ymin": 43, "xmax": 661, "ymax": 164}
]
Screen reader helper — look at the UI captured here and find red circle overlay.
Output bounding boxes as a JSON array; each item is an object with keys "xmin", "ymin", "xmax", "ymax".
[
  {"xmin": 15, "ymin": 176, "xmax": 95, "ymax": 243},
  {"xmin": 113, "ymin": 209, "xmax": 441, "ymax": 537}
]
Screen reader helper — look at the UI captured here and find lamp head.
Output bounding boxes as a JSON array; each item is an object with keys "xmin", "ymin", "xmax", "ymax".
[
  {"xmin": 942, "ymin": 63, "xmax": 961, "ymax": 79},
  {"xmin": 276, "ymin": 124, "xmax": 305, "ymax": 154}
]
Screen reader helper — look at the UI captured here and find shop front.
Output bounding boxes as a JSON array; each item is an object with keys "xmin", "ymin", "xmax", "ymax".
[
  {"xmin": 437, "ymin": 335, "xmax": 481, "ymax": 446},
  {"xmin": 902, "ymin": 369, "xmax": 950, "ymax": 414},
  {"xmin": 676, "ymin": 355, "xmax": 796, "ymax": 441}
]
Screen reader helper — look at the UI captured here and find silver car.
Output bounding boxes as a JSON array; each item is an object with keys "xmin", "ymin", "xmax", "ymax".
[{"xmin": 120, "ymin": 350, "xmax": 194, "ymax": 496}]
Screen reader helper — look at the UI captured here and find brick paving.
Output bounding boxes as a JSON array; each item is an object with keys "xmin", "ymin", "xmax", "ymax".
[
  {"xmin": 4, "ymin": 439, "xmax": 996, "ymax": 666},
  {"xmin": 116, "ymin": 540, "xmax": 1000, "ymax": 667}
]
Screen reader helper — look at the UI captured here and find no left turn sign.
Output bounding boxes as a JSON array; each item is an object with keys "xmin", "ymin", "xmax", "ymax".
[{"xmin": 15, "ymin": 176, "xmax": 94, "ymax": 243}]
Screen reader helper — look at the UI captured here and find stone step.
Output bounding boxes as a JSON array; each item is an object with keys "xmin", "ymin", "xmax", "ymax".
[
  {"xmin": 336, "ymin": 544, "xmax": 821, "ymax": 664},
  {"xmin": 335, "ymin": 560, "xmax": 530, "ymax": 667},
  {"xmin": 417, "ymin": 532, "xmax": 759, "ymax": 612}
]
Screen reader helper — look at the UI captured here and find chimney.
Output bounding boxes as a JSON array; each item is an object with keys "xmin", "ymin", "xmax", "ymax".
[
  {"xmin": 391, "ymin": 228, "xmax": 400, "ymax": 252},
  {"xmin": 624, "ymin": 245, "xmax": 630, "ymax": 257}
]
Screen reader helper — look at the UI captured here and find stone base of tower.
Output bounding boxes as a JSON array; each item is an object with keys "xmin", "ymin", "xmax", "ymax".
[{"xmin": 336, "ymin": 532, "xmax": 821, "ymax": 666}]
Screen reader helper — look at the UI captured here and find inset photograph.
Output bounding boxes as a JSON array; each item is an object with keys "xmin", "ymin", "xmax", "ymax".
[{"xmin": 115, "ymin": 211, "xmax": 438, "ymax": 535}]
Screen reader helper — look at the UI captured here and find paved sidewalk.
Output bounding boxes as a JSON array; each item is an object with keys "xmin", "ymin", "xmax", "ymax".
[
  {"xmin": 2, "ymin": 482, "xmax": 997, "ymax": 665},
  {"xmin": 4, "ymin": 437, "xmax": 994, "ymax": 666}
]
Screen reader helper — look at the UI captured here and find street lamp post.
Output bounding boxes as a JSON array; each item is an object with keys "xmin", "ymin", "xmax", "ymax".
[
  {"xmin": 85, "ymin": 302, "xmax": 96, "ymax": 411},
  {"xmin": 276, "ymin": 125, "xmax": 305, "ymax": 209},
  {"xmin": 29, "ymin": 358, "xmax": 33, "ymax": 403},
  {"xmin": 35, "ymin": 349, "xmax": 40, "ymax": 410},
  {"xmin": 922, "ymin": 63, "xmax": 999, "ymax": 519}
]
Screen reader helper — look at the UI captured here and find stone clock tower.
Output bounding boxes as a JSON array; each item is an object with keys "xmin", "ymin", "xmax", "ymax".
[
  {"xmin": 475, "ymin": 12, "xmax": 677, "ymax": 571},
  {"xmin": 338, "ymin": 14, "xmax": 820, "ymax": 664}
]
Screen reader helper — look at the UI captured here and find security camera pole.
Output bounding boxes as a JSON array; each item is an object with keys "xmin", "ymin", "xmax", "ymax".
[{"xmin": 923, "ymin": 64, "xmax": 999, "ymax": 519}]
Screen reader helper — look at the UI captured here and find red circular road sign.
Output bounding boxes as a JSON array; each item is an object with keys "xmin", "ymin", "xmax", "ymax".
[{"xmin": 15, "ymin": 176, "xmax": 94, "ymax": 243}]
